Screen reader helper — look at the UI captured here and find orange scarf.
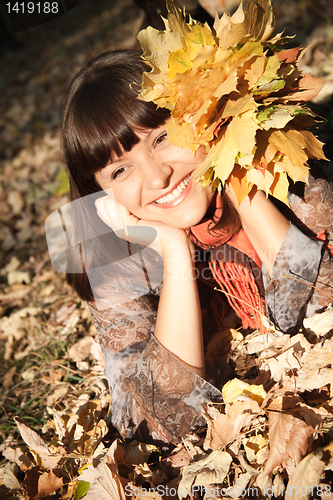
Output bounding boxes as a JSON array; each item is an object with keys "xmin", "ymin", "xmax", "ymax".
[{"xmin": 186, "ymin": 195, "xmax": 266, "ymax": 331}]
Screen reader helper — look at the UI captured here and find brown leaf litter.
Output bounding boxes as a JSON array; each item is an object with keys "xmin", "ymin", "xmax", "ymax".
[{"xmin": 0, "ymin": 305, "xmax": 332, "ymax": 499}]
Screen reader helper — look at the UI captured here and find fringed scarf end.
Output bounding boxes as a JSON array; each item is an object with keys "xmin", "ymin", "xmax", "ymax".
[{"xmin": 209, "ymin": 259, "xmax": 267, "ymax": 333}]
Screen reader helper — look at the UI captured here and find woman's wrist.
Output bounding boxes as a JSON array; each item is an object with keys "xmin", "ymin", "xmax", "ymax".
[
  {"xmin": 160, "ymin": 230, "xmax": 193, "ymax": 262},
  {"xmin": 162, "ymin": 238, "xmax": 196, "ymax": 283}
]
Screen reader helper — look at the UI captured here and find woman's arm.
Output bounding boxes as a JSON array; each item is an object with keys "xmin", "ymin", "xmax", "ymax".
[
  {"xmin": 95, "ymin": 195, "xmax": 205, "ymax": 378},
  {"xmin": 155, "ymin": 234, "xmax": 205, "ymax": 377},
  {"xmin": 225, "ymin": 181, "xmax": 330, "ymax": 333},
  {"xmin": 225, "ymin": 184, "xmax": 290, "ymax": 277}
]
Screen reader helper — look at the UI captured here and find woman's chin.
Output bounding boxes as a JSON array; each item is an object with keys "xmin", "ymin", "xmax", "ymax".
[
  {"xmin": 172, "ymin": 208, "xmax": 209, "ymax": 229},
  {"xmin": 166, "ymin": 196, "xmax": 214, "ymax": 229}
]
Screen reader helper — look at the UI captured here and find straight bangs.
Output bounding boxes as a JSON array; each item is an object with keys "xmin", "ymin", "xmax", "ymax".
[{"xmin": 62, "ymin": 50, "xmax": 170, "ymax": 198}]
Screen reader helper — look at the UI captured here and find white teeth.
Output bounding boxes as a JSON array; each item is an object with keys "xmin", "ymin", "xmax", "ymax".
[{"xmin": 155, "ymin": 174, "xmax": 191, "ymax": 205}]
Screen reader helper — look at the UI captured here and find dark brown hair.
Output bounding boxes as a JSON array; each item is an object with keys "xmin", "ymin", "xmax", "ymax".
[
  {"xmin": 63, "ymin": 50, "xmax": 170, "ymax": 199},
  {"xmin": 62, "ymin": 50, "xmax": 170, "ymax": 301},
  {"xmin": 61, "ymin": 49, "xmax": 240, "ymax": 301}
]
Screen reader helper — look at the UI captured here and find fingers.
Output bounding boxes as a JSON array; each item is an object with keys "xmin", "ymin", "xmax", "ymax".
[
  {"xmin": 95, "ymin": 195, "xmax": 124, "ymax": 232},
  {"xmin": 95, "ymin": 193, "xmax": 141, "ymax": 242},
  {"xmin": 116, "ymin": 203, "xmax": 140, "ymax": 227},
  {"xmin": 94, "ymin": 193, "xmax": 162, "ymax": 251}
]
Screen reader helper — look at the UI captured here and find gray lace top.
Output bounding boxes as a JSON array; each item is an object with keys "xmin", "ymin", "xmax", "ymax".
[{"xmin": 88, "ymin": 176, "xmax": 333, "ymax": 445}]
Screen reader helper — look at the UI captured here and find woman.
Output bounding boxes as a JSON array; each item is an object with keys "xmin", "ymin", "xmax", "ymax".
[{"xmin": 62, "ymin": 49, "xmax": 333, "ymax": 446}]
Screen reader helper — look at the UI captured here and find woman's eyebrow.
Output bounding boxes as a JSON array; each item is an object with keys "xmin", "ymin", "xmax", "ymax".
[
  {"xmin": 109, "ymin": 151, "xmax": 129, "ymax": 165},
  {"xmin": 110, "ymin": 157, "xmax": 124, "ymax": 165}
]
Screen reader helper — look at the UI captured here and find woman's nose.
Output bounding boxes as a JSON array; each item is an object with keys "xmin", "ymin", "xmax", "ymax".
[{"xmin": 141, "ymin": 155, "xmax": 173, "ymax": 189}]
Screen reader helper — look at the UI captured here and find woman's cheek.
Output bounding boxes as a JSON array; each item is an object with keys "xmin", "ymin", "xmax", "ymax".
[{"xmin": 115, "ymin": 195, "xmax": 140, "ymax": 218}]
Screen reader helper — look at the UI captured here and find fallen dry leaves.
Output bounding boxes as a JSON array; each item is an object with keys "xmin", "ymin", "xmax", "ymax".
[
  {"xmin": 78, "ymin": 440, "xmax": 127, "ymax": 500},
  {"xmin": 202, "ymin": 398, "xmax": 262, "ymax": 450},
  {"xmin": 262, "ymin": 411, "xmax": 314, "ymax": 476},
  {"xmin": 287, "ymin": 443, "xmax": 333, "ymax": 500},
  {"xmin": 1, "ymin": 305, "xmax": 332, "ymax": 499},
  {"xmin": 1, "ymin": 0, "xmax": 333, "ymax": 499}
]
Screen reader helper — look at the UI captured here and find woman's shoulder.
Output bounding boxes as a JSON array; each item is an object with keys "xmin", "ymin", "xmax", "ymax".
[{"xmin": 287, "ymin": 171, "xmax": 333, "ymax": 241}]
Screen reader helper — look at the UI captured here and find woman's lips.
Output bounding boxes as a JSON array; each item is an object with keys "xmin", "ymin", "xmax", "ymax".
[{"xmin": 152, "ymin": 173, "xmax": 193, "ymax": 209}]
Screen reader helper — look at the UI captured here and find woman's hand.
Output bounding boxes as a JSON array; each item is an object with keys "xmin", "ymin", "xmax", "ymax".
[
  {"xmin": 225, "ymin": 183, "xmax": 290, "ymax": 277},
  {"xmin": 95, "ymin": 192, "xmax": 193, "ymax": 258}
]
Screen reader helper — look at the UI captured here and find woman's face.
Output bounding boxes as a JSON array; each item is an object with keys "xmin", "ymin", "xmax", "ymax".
[{"xmin": 94, "ymin": 125, "xmax": 214, "ymax": 229}]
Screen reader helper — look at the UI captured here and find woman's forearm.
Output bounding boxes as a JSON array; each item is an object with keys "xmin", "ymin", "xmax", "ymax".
[
  {"xmin": 226, "ymin": 185, "xmax": 290, "ymax": 277},
  {"xmin": 95, "ymin": 196, "xmax": 205, "ymax": 377},
  {"xmin": 154, "ymin": 240, "xmax": 205, "ymax": 378}
]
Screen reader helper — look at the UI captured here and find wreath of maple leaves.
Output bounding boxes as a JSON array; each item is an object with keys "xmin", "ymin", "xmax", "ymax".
[{"xmin": 138, "ymin": 0, "xmax": 327, "ymax": 205}]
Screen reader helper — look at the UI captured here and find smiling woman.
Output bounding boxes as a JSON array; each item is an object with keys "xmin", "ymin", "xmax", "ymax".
[
  {"xmin": 94, "ymin": 125, "xmax": 213, "ymax": 229},
  {"xmin": 61, "ymin": 47, "xmax": 333, "ymax": 446}
]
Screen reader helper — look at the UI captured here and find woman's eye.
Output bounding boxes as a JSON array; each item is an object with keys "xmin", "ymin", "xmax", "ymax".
[
  {"xmin": 154, "ymin": 132, "xmax": 168, "ymax": 147},
  {"xmin": 111, "ymin": 166, "xmax": 127, "ymax": 179}
]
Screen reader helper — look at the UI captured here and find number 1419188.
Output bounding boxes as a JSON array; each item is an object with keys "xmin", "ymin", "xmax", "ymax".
[
  {"xmin": 6, "ymin": 2, "xmax": 59, "ymax": 14},
  {"xmin": 283, "ymin": 485, "xmax": 332, "ymax": 496}
]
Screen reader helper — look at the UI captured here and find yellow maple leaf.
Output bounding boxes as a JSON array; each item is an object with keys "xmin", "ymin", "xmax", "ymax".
[
  {"xmin": 269, "ymin": 129, "xmax": 310, "ymax": 184},
  {"xmin": 222, "ymin": 94, "xmax": 257, "ymax": 119},
  {"xmin": 138, "ymin": 26, "xmax": 184, "ymax": 80},
  {"xmin": 197, "ymin": 109, "xmax": 258, "ymax": 183},
  {"xmin": 246, "ymin": 165, "xmax": 274, "ymax": 196},
  {"xmin": 276, "ymin": 155, "xmax": 309, "ymax": 185},
  {"xmin": 168, "ymin": 25, "xmax": 214, "ymax": 79},
  {"xmin": 168, "ymin": 49, "xmax": 193, "ymax": 78},
  {"xmin": 257, "ymin": 105, "xmax": 302, "ymax": 131},
  {"xmin": 229, "ymin": 165, "xmax": 252, "ymax": 205},
  {"xmin": 269, "ymin": 170, "xmax": 290, "ymax": 206},
  {"xmin": 242, "ymin": 54, "xmax": 266, "ymax": 89},
  {"xmin": 253, "ymin": 54, "xmax": 282, "ymax": 92},
  {"xmin": 298, "ymin": 129, "xmax": 329, "ymax": 161},
  {"xmin": 165, "ymin": 0, "xmax": 190, "ymax": 35},
  {"xmin": 222, "ymin": 378, "xmax": 266, "ymax": 405},
  {"xmin": 214, "ymin": 0, "xmax": 274, "ymax": 50},
  {"xmin": 186, "ymin": 22, "xmax": 215, "ymax": 46},
  {"xmin": 254, "ymin": 130, "xmax": 277, "ymax": 164},
  {"xmin": 166, "ymin": 119, "xmax": 198, "ymax": 152}
]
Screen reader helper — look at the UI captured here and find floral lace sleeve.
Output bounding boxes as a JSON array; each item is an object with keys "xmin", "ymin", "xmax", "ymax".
[
  {"xmin": 288, "ymin": 175, "xmax": 333, "ymax": 316},
  {"xmin": 88, "ymin": 284, "xmax": 222, "ymax": 446},
  {"xmin": 263, "ymin": 175, "xmax": 333, "ymax": 332}
]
